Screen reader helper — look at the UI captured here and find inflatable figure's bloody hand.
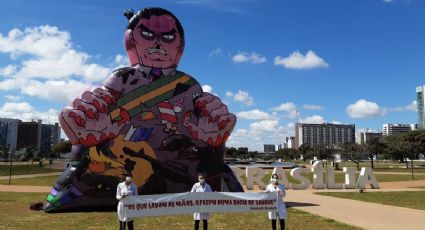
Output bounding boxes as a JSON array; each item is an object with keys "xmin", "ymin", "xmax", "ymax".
[
  {"xmin": 182, "ymin": 93, "xmax": 236, "ymax": 147},
  {"xmin": 59, "ymin": 86, "xmax": 128, "ymax": 147}
]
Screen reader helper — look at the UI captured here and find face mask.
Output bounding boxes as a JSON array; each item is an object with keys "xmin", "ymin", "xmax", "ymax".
[
  {"xmin": 125, "ymin": 177, "xmax": 132, "ymax": 183},
  {"xmin": 199, "ymin": 179, "xmax": 205, "ymax": 184}
]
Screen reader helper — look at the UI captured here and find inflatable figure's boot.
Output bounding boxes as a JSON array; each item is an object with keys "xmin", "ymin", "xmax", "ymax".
[
  {"xmin": 45, "ymin": 163, "xmax": 83, "ymax": 212},
  {"xmin": 45, "ymin": 145, "xmax": 87, "ymax": 212}
]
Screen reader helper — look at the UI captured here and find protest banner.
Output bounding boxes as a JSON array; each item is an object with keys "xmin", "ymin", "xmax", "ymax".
[{"xmin": 122, "ymin": 192, "xmax": 277, "ymax": 218}]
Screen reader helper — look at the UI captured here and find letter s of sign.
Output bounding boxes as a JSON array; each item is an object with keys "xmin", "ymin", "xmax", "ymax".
[{"xmin": 290, "ymin": 167, "xmax": 310, "ymax": 189}]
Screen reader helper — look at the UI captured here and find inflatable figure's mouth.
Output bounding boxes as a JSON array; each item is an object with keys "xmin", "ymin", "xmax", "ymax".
[{"xmin": 147, "ymin": 48, "xmax": 167, "ymax": 55}]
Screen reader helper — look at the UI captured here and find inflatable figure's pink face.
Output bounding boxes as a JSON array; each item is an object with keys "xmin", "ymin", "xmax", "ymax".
[{"xmin": 131, "ymin": 15, "xmax": 182, "ymax": 68}]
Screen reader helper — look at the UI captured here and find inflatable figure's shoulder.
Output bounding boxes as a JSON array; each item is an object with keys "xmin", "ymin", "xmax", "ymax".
[
  {"xmin": 111, "ymin": 67, "xmax": 138, "ymax": 84},
  {"xmin": 175, "ymin": 70, "xmax": 201, "ymax": 85}
]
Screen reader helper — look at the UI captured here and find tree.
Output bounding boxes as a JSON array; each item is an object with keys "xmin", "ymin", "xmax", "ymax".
[
  {"xmin": 340, "ymin": 143, "xmax": 363, "ymax": 170},
  {"xmin": 298, "ymin": 144, "xmax": 313, "ymax": 161},
  {"xmin": 51, "ymin": 140, "xmax": 72, "ymax": 158},
  {"xmin": 382, "ymin": 134, "xmax": 410, "ymax": 167},
  {"xmin": 22, "ymin": 146, "xmax": 37, "ymax": 162},
  {"xmin": 402, "ymin": 130, "xmax": 425, "ymax": 179},
  {"xmin": 0, "ymin": 145, "xmax": 9, "ymax": 161},
  {"xmin": 225, "ymin": 147, "xmax": 237, "ymax": 158},
  {"xmin": 309, "ymin": 144, "xmax": 335, "ymax": 168},
  {"xmin": 363, "ymin": 137, "xmax": 386, "ymax": 169}
]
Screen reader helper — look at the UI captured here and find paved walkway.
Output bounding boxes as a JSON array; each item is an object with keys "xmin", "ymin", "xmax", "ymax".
[
  {"xmin": 0, "ymin": 172, "xmax": 62, "ymax": 180},
  {"xmin": 285, "ymin": 190, "xmax": 425, "ymax": 230},
  {"xmin": 0, "ymin": 184, "xmax": 51, "ymax": 193}
]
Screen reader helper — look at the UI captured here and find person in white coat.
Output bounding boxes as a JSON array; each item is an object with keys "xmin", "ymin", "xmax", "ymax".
[
  {"xmin": 116, "ymin": 175, "xmax": 138, "ymax": 230},
  {"xmin": 266, "ymin": 178, "xmax": 287, "ymax": 230},
  {"xmin": 190, "ymin": 173, "xmax": 212, "ymax": 230}
]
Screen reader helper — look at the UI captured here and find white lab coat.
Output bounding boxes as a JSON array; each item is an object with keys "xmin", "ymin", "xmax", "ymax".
[
  {"xmin": 266, "ymin": 183, "xmax": 287, "ymax": 220},
  {"xmin": 116, "ymin": 181, "xmax": 138, "ymax": 222},
  {"xmin": 190, "ymin": 182, "xmax": 212, "ymax": 220}
]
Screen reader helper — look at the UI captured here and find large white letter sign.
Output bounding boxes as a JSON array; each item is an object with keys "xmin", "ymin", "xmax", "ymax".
[
  {"xmin": 246, "ymin": 167, "xmax": 266, "ymax": 190},
  {"xmin": 326, "ymin": 167, "xmax": 343, "ymax": 189},
  {"xmin": 232, "ymin": 167, "xmax": 245, "ymax": 187},
  {"xmin": 311, "ymin": 161, "xmax": 326, "ymax": 189},
  {"xmin": 343, "ymin": 167, "xmax": 357, "ymax": 189},
  {"xmin": 290, "ymin": 167, "xmax": 310, "ymax": 190},
  {"xmin": 358, "ymin": 167, "xmax": 380, "ymax": 189}
]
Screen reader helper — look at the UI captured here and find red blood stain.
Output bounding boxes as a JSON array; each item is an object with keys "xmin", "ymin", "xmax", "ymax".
[
  {"xmin": 69, "ymin": 112, "xmax": 85, "ymax": 128},
  {"xmin": 182, "ymin": 111, "xmax": 191, "ymax": 124},
  {"xmin": 118, "ymin": 108, "xmax": 130, "ymax": 125},
  {"xmin": 103, "ymin": 95, "xmax": 116, "ymax": 104},
  {"xmin": 207, "ymin": 134, "xmax": 223, "ymax": 147},
  {"xmin": 78, "ymin": 133, "xmax": 98, "ymax": 147}
]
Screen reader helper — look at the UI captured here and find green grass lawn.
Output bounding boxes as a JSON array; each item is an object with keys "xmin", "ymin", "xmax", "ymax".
[
  {"xmin": 0, "ymin": 164, "xmax": 62, "ymax": 176},
  {"xmin": 316, "ymin": 191, "xmax": 425, "ymax": 211},
  {"xmin": 0, "ymin": 192, "xmax": 360, "ymax": 230},
  {"xmin": 0, "ymin": 175, "xmax": 58, "ymax": 186}
]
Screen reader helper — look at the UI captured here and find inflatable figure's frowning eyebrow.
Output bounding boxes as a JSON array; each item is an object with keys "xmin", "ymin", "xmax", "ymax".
[{"xmin": 138, "ymin": 24, "xmax": 154, "ymax": 34}]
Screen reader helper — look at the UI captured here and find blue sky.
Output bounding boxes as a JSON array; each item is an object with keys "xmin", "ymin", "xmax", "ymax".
[{"xmin": 0, "ymin": 0, "xmax": 423, "ymax": 151}]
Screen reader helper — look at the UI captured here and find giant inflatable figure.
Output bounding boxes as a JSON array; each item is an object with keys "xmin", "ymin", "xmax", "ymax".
[{"xmin": 45, "ymin": 7, "xmax": 243, "ymax": 212}]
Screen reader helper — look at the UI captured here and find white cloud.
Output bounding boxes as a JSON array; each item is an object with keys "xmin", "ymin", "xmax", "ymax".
[
  {"xmin": 273, "ymin": 102, "xmax": 297, "ymax": 118},
  {"xmin": 225, "ymin": 91, "xmax": 233, "ymax": 97},
  {"xmin": 303, "ymin": 104, "xmax": 324, "ymax": 110},
  {"xmin": 226, "ymin": 90, "xmax": 254, "ymax": 106},
  {"xmin": 202, "ymin": 84, "xmax": 213, "ymax": 93},
  {"xmin": 383, "ymin": 0, "xmax": 394, "ymax": 3},
  {"xmin": 274, "ymin": 50, "xmax": 329, "ymax": 70},
  {"xmin": 299, "ymin": 115, "xmax": 325, "ymax": 124},
  {"xmin": 273, "ymin": 102, "xmax": 296, "ymax": 111},
  {"xmin": 232, "ymin": 52, "xmax": 266, "ymax": 64},
  {"xmin": 114, "ymin": 54, "xmax": 129, "ymax": 68},
  {"xmin": 21, "ymin": 80, "xmax": 90, "ymax": 102},
  {"xmin": 227, "ymin": 121, "xmax": 294, "ymax": 151},
  {"xmin": 346, "ymin": 99, "xmax": 386, "ymax": 118},
  {"xmin": 0, "ymin": 64, "xmax": 17, "ymax": 76},
  {"xmin": 237, "ymin": 109, "xmax": 274, "ymax": 120},
  {"xmin": 406, "ymin": 100, "xmax": 417, "ymax": 112},
  {"xmin": 330, "ymin": 120, "xmax": 342, "ymax": 125},
  {"xmin": 390, "ymin": 100, "xmax": 417, "ymax": 112},
  {"xmin": 209, "ymin": 48, "xmax": 223, "ymax": 57},
  {"xmin": 0, "ymin": 25, "xmax": 123, "ymax": 101},
  {"xmin": 250, "ymin": 120, "xmax": 279, "ymax": 132},
  {"xmin": 4, "ymin": 95, "xmax": 21, "ymax": 102},
  {"xmin": 0, "ymin": 102, "xmax": 59, "ymax": 124}
]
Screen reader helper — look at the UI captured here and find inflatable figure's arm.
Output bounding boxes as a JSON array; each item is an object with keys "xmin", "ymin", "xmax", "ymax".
[
  {"xmin": 182, "ymin": 92, "xmax": 236, "ymax": 147},
  {"xmin": 59, "ymin": 69, "xmax": 131, "ymax": 147}
]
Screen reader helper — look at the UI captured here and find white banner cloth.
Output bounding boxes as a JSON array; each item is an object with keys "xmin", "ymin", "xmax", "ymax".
[{"xmin": 122, "ymin": 192, "xmax": 278, "ymax": 218}]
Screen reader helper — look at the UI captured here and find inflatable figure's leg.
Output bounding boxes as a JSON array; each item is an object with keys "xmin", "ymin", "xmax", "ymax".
[
  {"xmin": 45, "ymin": 145, "xmax": 120, "ymax": 212},
  {"xmin": 45, "ymin": 145, "xmax": 87, "ymax": 212}
]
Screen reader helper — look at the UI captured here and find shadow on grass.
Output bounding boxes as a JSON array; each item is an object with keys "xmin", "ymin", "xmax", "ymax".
[{"xmin": 285, "ymin": 202, "xmax": 319, "ymax": 208}]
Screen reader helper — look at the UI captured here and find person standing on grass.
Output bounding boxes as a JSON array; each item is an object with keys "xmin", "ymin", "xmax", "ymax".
[
  {"xmin": 116, "ymin": 175, "xmax": 138, "ymax": 230},
  {"xmin": 191, "ymin": 173, "xmax": 212, "ymax": 230},
  {"xmin": 266, "ymin": 176, "xmax": 287, "ymax": 230}
]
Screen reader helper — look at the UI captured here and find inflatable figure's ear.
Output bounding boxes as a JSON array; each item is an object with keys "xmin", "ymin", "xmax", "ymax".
[{"xmin": 124, "ymin": 30, "xmax": 139, "ymax": 66}]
